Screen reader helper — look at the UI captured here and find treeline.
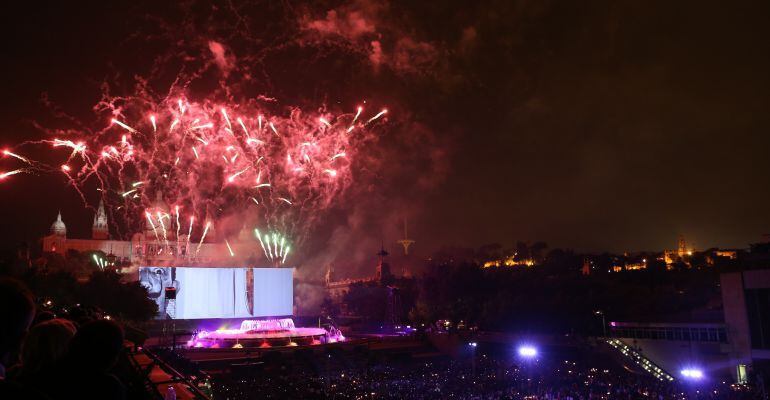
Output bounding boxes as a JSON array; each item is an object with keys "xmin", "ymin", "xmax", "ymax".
[
  {"xmin": 1, "ymin": 263, "xmax": 157, "ymax": 322},
  {"xmin": 339, "ymin": 247, "xmax": 725, "ymax": 335},
  {"xmin": 408, "ymin": 262, "xmax": 721, "ymax": 334}
]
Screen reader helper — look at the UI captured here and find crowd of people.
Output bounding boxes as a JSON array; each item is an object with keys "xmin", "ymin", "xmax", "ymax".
[
  {"xmin": 0, "ymin": 277, "xmax": 137, "ymax": 400},
  {"xmin": 0, "ymin": 272, "xmax": 764, "ymax": 400},
  {"xmin": 158, "ymin": 345, "xmax": 760, "ymax": 400}
]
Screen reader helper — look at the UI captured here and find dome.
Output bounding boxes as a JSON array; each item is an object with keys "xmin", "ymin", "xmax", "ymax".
[{"xmin": 50, "ymin": 211, "xmax": 67, "ymax": 236}]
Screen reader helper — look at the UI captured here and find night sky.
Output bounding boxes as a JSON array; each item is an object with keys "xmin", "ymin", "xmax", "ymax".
[{"xmin": 1, "ymin": 1, "xmax": 770, "ymax": 266}]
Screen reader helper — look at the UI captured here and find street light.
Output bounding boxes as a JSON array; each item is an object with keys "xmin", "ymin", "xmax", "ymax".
[
  {"xmin": 681, "ymin": 368, "xmax": 704, "ymax": 380},
  {"xmin": 468, "ymin": 342, "xmax": 478, "ymax": 376},
  {"xmin": 518, "ymin": 345, "xmax": 538, "ymax": 358}
]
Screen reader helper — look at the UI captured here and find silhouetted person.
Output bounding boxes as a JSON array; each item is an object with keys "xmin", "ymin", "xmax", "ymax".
[
  {"xmin": 0, "ymin": 278, "xmax": 46, "ymax": 399},
  {"xmin": 11, "ymin": 318, "xmax": 76, "ymax": 391},
  {"xmin": 66, "ymin": 305, "xmax": 93, "ymax": 328},
  {"xmin": 58, "ymin": 319, "xmax": 126, "ymax": 400},
  {"xmin": 32, "ymin": 310, "xmax": 56, "ymax": 326}
]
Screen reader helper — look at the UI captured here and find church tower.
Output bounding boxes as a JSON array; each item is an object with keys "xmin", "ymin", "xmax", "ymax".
[
  {"xmin": 50, "ymin": 211, "xmax": 67, "ymax": 237},
  {"xmin": 677, "ymin": 235, "xmax": 687, "ymax": 258},
  {"xmin": 92, "ymin": 200, "xmax": 109, "ymax": 239}
]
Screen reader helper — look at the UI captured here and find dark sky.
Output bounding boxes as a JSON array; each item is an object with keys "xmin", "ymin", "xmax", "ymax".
[{"xmin": 1, "ymin": 0, "xmax": 770, "ymax": 261}]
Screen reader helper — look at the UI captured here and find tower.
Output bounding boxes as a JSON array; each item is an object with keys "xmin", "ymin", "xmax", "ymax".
[
  {"xmin": 325, "ymin": 264, "xmax": 335, "ymax": 285},
  {"xmin": 50, "ymin": 211, "xmax": 67, "ymax": 237},
  {"xmin": 677, "ymin": 235, "xmax": 687, "ymax": 258},
  {"xmin": 582, "ymin": 257, "xmax": 591, "ymax": 276},
  {"xmin": 92, "ymin": 200, "xmax": 109, "ymax": 239},
  {"xmin": 375, "ymin": 245, "xmax": 392, "ymax": 284},
  {"xmin": 397, "ymin": 218, "xmax": 415, "ymax": 255}
]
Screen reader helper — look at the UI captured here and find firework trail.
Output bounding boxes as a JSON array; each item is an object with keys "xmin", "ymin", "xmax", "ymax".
[
  {"xmin": 187, "ymin": 216, "xmax": 194, "ymax": 240},
  {"xmin": 144, "ymin": 212, "xmax": 161, "ymax": 244},
  {"xmin": 156, "ymin": 211, "xmax": 170, "ymax": 250},
  {"xmin": 1, "ymin": 64, "xmax": 389, "ymax": 266},
  {"xmin": 196, "ymin": 221, "xmax": 211, "ymax": 256},
  {"xmin": 254, "ymin": 228, "xmax": 292, "ymax": 265},
  {"xmin": 175, "ymin": 205, "xmax": 181, "ymax": 240},
  {"xmin": 0, "ymin": 169, "xmax": 24, "ymax": 180},
  {"xmin": 3, "ymin": 150, "xmax": 30, "ymax": 164}
]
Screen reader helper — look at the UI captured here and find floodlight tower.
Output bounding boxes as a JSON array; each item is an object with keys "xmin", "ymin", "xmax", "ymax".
[{"xmin": 397, "ymin": 218, "xmax": 415, "ymax": 255}]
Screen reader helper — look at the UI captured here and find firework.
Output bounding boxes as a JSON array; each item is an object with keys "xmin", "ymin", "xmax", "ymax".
[
  {"xmin": 0, "ymin": 169, "xmax": 24, "ymax": 180},
  {"xmin": 1, "ymin": 87, "xmax": 389, "ymax": 267},
  {"xmin": 156, "ymin": 211, "xmax": 170, "ymax": 249},
  {"xmin": 175, "ymin": 205, "xmax": 181, "ymax": 239},
  {"xmin": 254, "ymin": 228, "xmax": 292, "ymax": 265},
  {"xmin": 187, "ymin": 216, "xmax": 194, "ymax": 240},
  {"xmin": 111, "ymin": 119, "xmax": 138, "ymax": 133},
  {"xmin": 145, "ymin": 212, "xmax": 161, "ymax": 243},
  {"xmin": 196, "ymin": 221, "xmax": 211, "ymax": 256},
  {"xmin": 367, "ymin": 109, "xmax": 388, "ymax": 124},
  {"xmin": 3, "ymin": 150, "xmax": 30, "ymax": 164}
]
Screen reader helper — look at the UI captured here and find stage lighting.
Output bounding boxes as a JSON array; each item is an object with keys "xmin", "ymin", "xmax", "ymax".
[
  {"xmin": 518, "ymin": 345, "xmax": 538, "ymax": 357},
  {"xmin": 681, "ymin": 368, "xmax": 704, "ymax": 379},
  {"xmin": 468, "ymin": 342, "xmax": 478, "ymax": 347}
]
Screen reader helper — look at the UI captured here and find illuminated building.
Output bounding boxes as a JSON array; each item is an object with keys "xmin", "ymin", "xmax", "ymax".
[
  {"xmin": 482, "ymin": 255, "xmax": 535, "ymax": 268},
  {"xmin": 677, "ymin": 234, "xmax": 688, "ymax": 258},
  {"xmin": 611, "ymin": 260, "xmax": 647, "ymax": 272},
  {"xmin": 41, "ymin": 195, "xmax": 228, "ymax": 272},
  {"xmin": 625, "ymin": 259, "xmax": 647, "ymax": 271},
  {"xmin": 325, "ymin": 245, "xmax": 398, "ymax": 301},
  {"xmin": 663, "ymin": 234, "xmax": 694, "ymax": 268},
  {"xmin": 706, "ymin": 249, "xmax": 741, "ymax": 266},
  {"xmin": 716, "ymin": 250, "xmax": 737, "ymax": 259}
]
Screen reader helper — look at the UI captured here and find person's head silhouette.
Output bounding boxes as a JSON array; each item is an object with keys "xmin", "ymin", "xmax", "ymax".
[
  {"xmin": 67, "ymin": 319, "xmax": 124, "ymax": 372},
  {"xmin": 0, "ymin": 278, "xmax": 35, "ymax": 375}
]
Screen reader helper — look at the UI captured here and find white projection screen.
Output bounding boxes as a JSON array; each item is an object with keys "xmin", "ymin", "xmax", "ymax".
[{"xmin": 139, "ymin": 267, "xmax": 294, "ymax": 319}]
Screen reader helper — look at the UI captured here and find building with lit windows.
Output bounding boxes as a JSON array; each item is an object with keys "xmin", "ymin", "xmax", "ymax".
[{"xmin": 41, "ymin": 197, "xmax": 228, "ymax": 273}]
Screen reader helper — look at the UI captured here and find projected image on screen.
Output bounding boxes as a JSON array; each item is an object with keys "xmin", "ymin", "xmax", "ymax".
[{"xmin": 139, "ymin": 267, "xmax": 293, "ymax": 319}]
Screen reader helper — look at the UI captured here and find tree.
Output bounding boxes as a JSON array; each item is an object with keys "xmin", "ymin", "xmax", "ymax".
[
  {"xmin": 530, "ymin": 242, "xmax": 548, "ymax": 263},
  {"xmin": 80, "ymin": 270, "xmax": 157, "ymax": 321},
  {"xmin": 343, "ymin": 283, "xmax": 387, "ymax": 321}
]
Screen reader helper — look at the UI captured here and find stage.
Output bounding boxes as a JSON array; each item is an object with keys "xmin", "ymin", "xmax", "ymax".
[{"xmin": 186, "ymin": 318, "xmax": 345, "ymax": 349}]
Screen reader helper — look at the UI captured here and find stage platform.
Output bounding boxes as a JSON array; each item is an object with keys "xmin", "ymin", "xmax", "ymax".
[{"xmin": 186, "ymin": 318, "xmax": 345, "ymax": 349}]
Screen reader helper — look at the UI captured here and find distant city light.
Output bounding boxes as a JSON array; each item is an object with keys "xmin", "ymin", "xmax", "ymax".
[
  {"xmin": 681, "ymin": 368, "xmax": 704, "ymax": 379},
  {"xmin": 518, "ymin": 345, "xmax": 538, "ymax": 357}
]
